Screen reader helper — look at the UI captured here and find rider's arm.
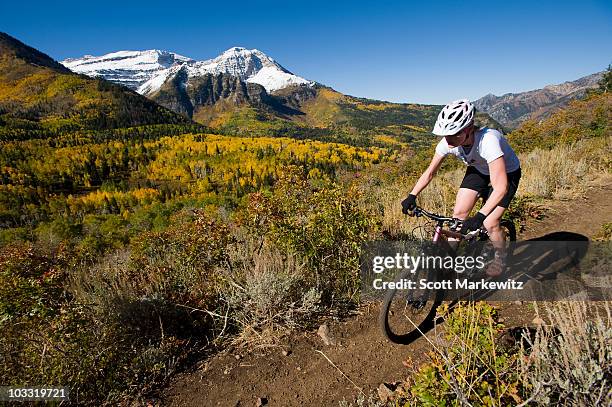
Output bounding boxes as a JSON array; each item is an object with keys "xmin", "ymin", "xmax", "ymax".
[
  {"xmin": 410, "ymin": 153, "xmax": 445, "ymax": 196},
  {"xmin": 479, "ymin": 157, "xmax": 508, "ymax": 215}
]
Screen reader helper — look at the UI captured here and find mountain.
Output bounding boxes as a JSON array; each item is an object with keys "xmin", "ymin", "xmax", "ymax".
[
  {"xmin": 0, "ymin": 32, "xmax": 191, "ymax": 139},
  {"xmin": 62, "ymin": 47, "xmax": 313, "ymax": 95},
  {"xmin": 474, "ymin": 72, "xmax": 603, "ymax": 129},
  {"xmin": 62, "ymin": 49, "xmax": 194, "ymax": 90},
  {"xmin": 61, "ymin": 47, "xmax": 322, "ymax": 136},
  {"xmin": 62, "ymin": 46, "xmax": 502, "ymax": 144}
]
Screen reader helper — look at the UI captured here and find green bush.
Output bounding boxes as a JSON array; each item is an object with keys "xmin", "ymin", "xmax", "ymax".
[
  {"xmin": 401, "ymin": 302, "xmax": 526, "ymax": 406},
  {"xmin": 239, "ymin": 166, "xmax": 379, "ymax": 303},
  {"xmin": 0, "ymin": 211, "xmax": 236, "ymax": 405}
]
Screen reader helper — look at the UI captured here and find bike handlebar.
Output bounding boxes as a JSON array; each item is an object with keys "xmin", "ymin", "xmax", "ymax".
[
  {"xmin": 411, "ymin": 206, "xmax": 456, "ymax": 223},
  {"xmin": 409, "ymin": 206, "xmax": 482, "ymax": 239}
]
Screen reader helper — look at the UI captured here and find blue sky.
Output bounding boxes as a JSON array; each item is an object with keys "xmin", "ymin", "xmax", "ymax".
[{"xmin": 3, "ymin": 1, "xmax": 611, "ymax": 104}]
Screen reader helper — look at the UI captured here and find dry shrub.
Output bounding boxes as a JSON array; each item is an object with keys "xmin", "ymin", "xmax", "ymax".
[
  {"xmin": 69, "ymin": 248, "xmax": 132, "ymax": 306},
  {"xmin": 520, "ymin": 301, "xmax": 612, "ymax": 406},
  {"xmin": 221, "ymin": 241, "xmax": 321, "ymax": 346}
]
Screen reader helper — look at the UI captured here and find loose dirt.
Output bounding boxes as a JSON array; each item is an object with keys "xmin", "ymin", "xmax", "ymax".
[
  {"xmin": 165, "ymin": 304, "xmax": 430, "ymax": 406},
  {"xmin": 520, "ymin": 178, "xmax": 612, "ymax": 240},
  {"xmin": 163, "ymin": 181, "xmax": 611, "ymax": 407}
]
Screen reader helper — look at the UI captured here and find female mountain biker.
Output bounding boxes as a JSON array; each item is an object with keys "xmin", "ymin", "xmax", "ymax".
[{"xmin": 401, "ymin": 99, "xmax": 521, "ymax": 275}]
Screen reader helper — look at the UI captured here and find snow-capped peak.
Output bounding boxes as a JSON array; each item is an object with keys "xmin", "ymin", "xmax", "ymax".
[
  {"xmin": 63, "ymin": 47, "xmax": 313, "ymax": 95},
  {"xmin": 61, "ymin": 50, "xmax": 193, "ymax": 90},
  {"xmin": 183, "ymin": 46, "xmax": 300, "ymax": 88}
]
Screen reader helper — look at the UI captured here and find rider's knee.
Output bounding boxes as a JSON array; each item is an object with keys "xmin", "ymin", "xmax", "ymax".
[
  {"xmin": 453, "ymin": 209, "xmax": 470, "ymax": 219},
  {"xmin": 483, "ymin": 216, "xmax": 501, "ymax": 231}
]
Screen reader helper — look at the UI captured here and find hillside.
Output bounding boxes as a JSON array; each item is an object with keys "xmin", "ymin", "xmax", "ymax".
[
  {"xmin": 1, "ymin": 33, "xmax": 610, "ymax": 406},
  {"xmin": 506, "ymin": 90, "xmax": 610, "ymax": 153},
  {"xmin": 139, "ymin": 81, "xmax": 503, "ymax": 146},
  {"xmin": 474, "ymin": 71, "xmax": 603, "ymax": 129},
  {"xmin": 0, "ymin": 32, "xmax": 191, "ymax": 140}
]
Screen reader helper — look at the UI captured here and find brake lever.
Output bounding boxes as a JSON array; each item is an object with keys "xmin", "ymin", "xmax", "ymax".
[
  {"xmin": 450, "ymin": 218, "xmax": 461, "ymax": 230},
  {"xmin": 464, "ymin": 229, "xmax": 481, "ymax": 241},
  {"xmin": 454, "ymin": 219, "xmax": 481, "ymax": 241}
]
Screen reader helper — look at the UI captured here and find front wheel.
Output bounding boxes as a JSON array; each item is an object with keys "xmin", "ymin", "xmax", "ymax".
[{"xmin": 378, "ymin": 268, "xmax": 442, "ymax": 344}]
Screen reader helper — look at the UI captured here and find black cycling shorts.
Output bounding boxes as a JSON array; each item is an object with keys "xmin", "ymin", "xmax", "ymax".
[{"xmin": 459, "ymin": 166, "xmax": 521, "ymax": 208}]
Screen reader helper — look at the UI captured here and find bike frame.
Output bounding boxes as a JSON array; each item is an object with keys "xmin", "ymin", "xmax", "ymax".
[
  {"xmin": 414, "ymin": 207, "xmax": 480, "ymax": 254},
  {"xmin": 433, "ymin": 224, "xmax": 465, "ymax": 243}
]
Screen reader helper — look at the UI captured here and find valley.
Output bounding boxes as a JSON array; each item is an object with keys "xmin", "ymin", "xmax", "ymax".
[{"xmin": 0, "ymin": 29, "xmax": 609, "ymax": 406}]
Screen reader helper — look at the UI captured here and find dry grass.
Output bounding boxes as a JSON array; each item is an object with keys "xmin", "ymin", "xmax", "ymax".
[
  {"xmin": 220, "ymin": 237, "xmax": 322, "ymax": 347},
  {"xmin": 519, "ymin": 136, "xmax": 611, "ymax": 199},
  {"xmin": 520, "ymin": 301, "xmax": 612, "ymax": 406},
  {"xmin": 383, "ymin": 301, "xmax": 612, "ymax": 406},
  {"xmin": 68, "ymin": 249, "xmax": 134, "ymax": 308}
]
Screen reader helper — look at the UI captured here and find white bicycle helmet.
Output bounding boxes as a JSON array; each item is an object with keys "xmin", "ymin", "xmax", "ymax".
[{"xmin": 432, "ymin": 99, "xmax": 475, "ymax": 136}]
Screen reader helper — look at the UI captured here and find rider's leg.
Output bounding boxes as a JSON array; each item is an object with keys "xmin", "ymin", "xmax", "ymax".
[
  {"xmin": 449, "ymin": 188, "xmax": 480, "ymax": 244},
  {"xmin": 483, "ymin": 205, "xmax": 508, "ymax": 276},
  {"xmin": 483, "ymin": 205, "xmax": 507, "ymax": 241},
  {"xmin": 453, "ymin": 188, "xmax": 480, "ymax": 220},
  {"xmin": 452, "ymin": 188, "xmax": 479, "ymax": 219},
  {"xmin": 483, "ymin": 168, "xmax": 521, "ymax": 276},
  {"xmin": 455, "ymin": 167, "xmax": 488, "ymax": 224}
]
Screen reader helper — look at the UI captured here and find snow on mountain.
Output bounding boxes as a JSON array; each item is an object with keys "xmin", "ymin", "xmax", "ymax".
[
  {"xmin": 247, "ymin": 66, "xmax": 312, "ymax": 92},
  {"xmin": 137, "ymin": 65, "xmax": 185, "ymax": 96},
  {"xmin": 61, "ymin": 50, "xmax": 193, "ymax": 90},
  {"xmin": 63, "ymin": 47, "xmax": 313, "ymax": 95},
  {"xmin": 190, "ymin": 47, "xmax": 274, "ymax": 79}
]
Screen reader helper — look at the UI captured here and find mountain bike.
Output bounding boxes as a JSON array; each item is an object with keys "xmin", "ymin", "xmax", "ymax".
[{"xmin": 378, "ymin": 206, "xmax": 516, "ymax": 344}]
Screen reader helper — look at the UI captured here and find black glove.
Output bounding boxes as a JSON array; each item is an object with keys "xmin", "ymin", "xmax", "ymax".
[
  {"xmin": 460, "ymin": 212, "xmax": 487, "ymax": 234},
  {"xmin": 401, "ymin": 194, "xmax": 417, "ymax": 215}
]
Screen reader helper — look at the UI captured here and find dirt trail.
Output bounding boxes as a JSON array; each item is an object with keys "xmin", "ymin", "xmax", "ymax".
[
  {"xmin": 164, "ymin": 303, "xmax": 432, "ymax": 406},
  {"xmin": 163, "ymin": 181, "xmax": 611, "ymax": 407},
  {"xmin": 519, "ymin": 178, "xmax": 612, "ymax": 240}
]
